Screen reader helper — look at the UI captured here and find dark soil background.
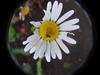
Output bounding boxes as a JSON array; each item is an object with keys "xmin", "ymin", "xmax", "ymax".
[{"xmin": 0, "ymin": 0, "xmax": 99, "ymax": 75}]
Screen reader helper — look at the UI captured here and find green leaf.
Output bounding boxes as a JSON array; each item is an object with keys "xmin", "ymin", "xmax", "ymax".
[
  {"xmin": 63, "ymin": 62, "xmax": 71, "ymax": 69},
  {"xmin": 31, "ymin": 26, "xmax": 36, "ymax": 33},
  {"xmin": 8, "ymin": 24, "xmax": 16, "ymax": 42},
  {"xmin": 12, "ymin": 48, "xmax": 30, "ymax": 56},
  {"xmin": 22, "ymin": 63, "xmax": 32, "ymax": 74}
]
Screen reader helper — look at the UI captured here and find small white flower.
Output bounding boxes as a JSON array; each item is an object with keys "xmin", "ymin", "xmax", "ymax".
[
  {"xmin": 19, "ymin": 6, "xmax": 30, "ymax": 21},
  {"xmin": 23, "ymin": 1, "xmax": 80, "ymax": 62}
]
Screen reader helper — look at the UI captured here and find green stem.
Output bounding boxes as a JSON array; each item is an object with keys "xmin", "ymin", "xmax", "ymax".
[{"xmin": 36, "ymin": 59, "xmax": 42, "ymax": 75}]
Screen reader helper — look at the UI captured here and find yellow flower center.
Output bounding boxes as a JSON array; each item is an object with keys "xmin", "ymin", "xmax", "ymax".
[
  {"xmin": 21, "ymin": 6, "xmax": 30, "ymax": 16},
  {"xmin": 39, "ymin": 21, "xmax": 59, "ymax": 41}
]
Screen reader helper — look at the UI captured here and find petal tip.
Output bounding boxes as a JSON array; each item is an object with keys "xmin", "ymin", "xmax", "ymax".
[
  {"xmin": 76, "ymin": 18, "xmax": 80, "ymax": 23},
  {"xmin": 66, "ymin": 50, "xmax": 70, "ymax": 54},
  {"xmin": 33, "ymin": 55, "xmax": 38, "ymax": 60},
  {"xmin": 30, "ymin": 21, "xmax": 33, "ymax": 24},
  {"xmin": 76, "ymin": 25, "xmax": 80, "ymax": 29},
  {"xmin": 59, "ymin": 3, "xmax": 63, "ymax": 6},
  {"xmin": 48, "ymin": 1, "xmax": 52, "ymax": 5},
  {"xmin": 73, "ymin": 41, "xmax": 77, "ymax": 44},
  {"xmin": 54, "ymin": 0, "xmax": 58, "ymax": 3},
  {"xmin": 71, "ymin": 10, "xmax": 74, "ymax": 13},
  {"xmin": 43, "ymin": 9, "xmax": 46, "ymax": 13},
  {"xmin": 24, "ymin": 49, "xmax": 28, "ymax": 52},
  {"xmin": 29, "ymin": 50, "xmax": 33, "ymax": 54},
  {"xmin": 46, "ymin": 59, "xmax": 51, "ymax": 62},
  {"xmin": 22, "ymin": 41, "xmax": 26, "ymax": 45},
  {"xmin": 58, "ymin": 56, "xmax": 62, "ymax": 60}
]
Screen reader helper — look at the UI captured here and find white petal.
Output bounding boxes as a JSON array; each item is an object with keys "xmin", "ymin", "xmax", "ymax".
[
  {"xmin": 27, "ymin": 34, "xmax": 39, "ymax": 41},
  {"xmin": 23, "ymin": 35, "xmax": 35, "ymax": 45},
  {"xmin": 19, "ymin": 12, "xmax": 25, "ymax": 21},
  {"xmin": 24, "ymin": 41, "xmax": 35, "ymax": 52},
  {"xmin": 47, "ymin": 1, "xmax": 52, "ymax": 11},
  {"xmin": 23, "ymin": 40, "xmax": 28, "ymax": 45},
  {"xmin": 59, "ymin": 32, "xmax": 76, "ymax": 44},
  {"xmin": 45, "ymin": 42, "xmax": 51, "ymax": 62},
  {"xmin": 22, "ymin": 16, "xmax": 25, "ymax": 21},
  {"xmin": 33, "ymin": 51, "xmax": 39, "ymax": 60},
  {"xmin": 19, "ymin": 12, "xmax": 22, "ymax": 20},
  {"xmin": 56, "ymin": 38, "xmax": 70, "ymax": 54},
  {"xmin": 24, "ymin": 42, "xmax": 32, "ymax": 52},
  {"xmin": 52, "ymin": 40, "xmax": 62, "ymax": 60},
  {"xmin": 68, "ymin": 32, "xmax": 75, "ymax": 36},
  {"xmin": 39, "ymin": 40, "xmax": 47, "ymax": 58},
  {"xmin": 57, "ymin": 10, "xmax": 74, "ymax": 24},
  {"xmin": 42, "ymin": 1, "xmax": 52, "ymax": 21},
  {"xmin": 33, "ymin": 39, "xmax": 44, "ymax": 60},
  {"xmin": 29, "ymin": 46, "xmax": 36, "ymax": 54},
  {"xmin": 51, "ymin": 1, "xmax": 58, "ymax": 21},
  {"xmin": 23, "ymin": 33, "xmax": 40, "ymax": 45},
  {"xmin": 54, "ymin": 3, "xmax": 63, "ymax": 22},
  {"xmin": 33, "ymin": 29, "xmax": 40, "ymax": 35},
  {"xmin": 43, "ymin": 10, "xmax": 51, "ymax": 21},
  {"xmin": 60, "ymin": 18, "xmax": 79, "ymax": 26},
  {"xmin": 23, "ymin": 33, "xmax": 40, "ymax": 52},
  {"xmin": 50, "ymin": 41, "xmax": 56, "ymax": 59},
  {"xmin": 65, "ymin": 37, "xmax": 76, "ymax": 44},
  {"xmin": 30, "ymin": 21, "xmax": 41, "ymax": 27},
  {"xmin": 60, "ymin": 25, "xmax": 80, "ymax": 31}
]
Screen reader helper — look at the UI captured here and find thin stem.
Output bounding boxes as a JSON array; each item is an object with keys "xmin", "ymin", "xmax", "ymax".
[{"xmin": 36, "ymin": 59, "xmax": 42, "ymax": 75}]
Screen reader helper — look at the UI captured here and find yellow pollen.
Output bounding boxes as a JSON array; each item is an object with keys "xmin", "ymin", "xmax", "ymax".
[{"xmin": 39, "ymin": 21, "xmax": 59, "ymax": 41}]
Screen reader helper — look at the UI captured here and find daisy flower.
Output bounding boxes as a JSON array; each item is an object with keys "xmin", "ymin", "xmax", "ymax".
[
  {"xmin": 23, "ymin": 1, "xmax": 80, "ymax": 62},
  {"xmin": 19, "ymin": 6, "xmax": 30, "ymax": 21}
]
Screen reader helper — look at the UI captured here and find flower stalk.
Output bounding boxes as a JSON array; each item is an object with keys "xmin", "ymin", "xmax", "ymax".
[{"xmin": 36, "ymin": 59, "xmax": 42, "ymax": 75}]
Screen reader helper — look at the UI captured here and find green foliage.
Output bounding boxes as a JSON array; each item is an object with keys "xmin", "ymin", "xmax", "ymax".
[
  {"xmin": 22, "ymin": 63, "xmax": 32, "ymax": 74},
  {"xmin": 63, "ymin": 62, "xmax": 71, "ymax": 69},
  {"xmin": 12, "ymin": 48, "xmax": 30, "ymax": 56},
  {"xmin": 31, "ymin": 26, "xmax": 36, "ymax": 33},
  {"xmin": 8, "ymin": 24, "xmax": 16, "ymax": 42}
]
